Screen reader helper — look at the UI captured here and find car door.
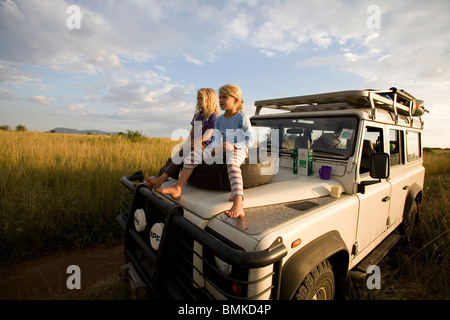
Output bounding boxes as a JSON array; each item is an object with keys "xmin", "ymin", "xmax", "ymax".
[
  {"xmin": 354, "ymin": 124, "xmax": 392, "ymax": 256},
  {"xmin": 386, "ymin": 128, "xmax": 409, "ymax": 227}
]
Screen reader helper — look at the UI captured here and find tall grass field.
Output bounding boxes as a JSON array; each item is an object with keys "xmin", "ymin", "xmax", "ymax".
[
  {"xmin": 1, "ymin": 131, "xmax": 448, "ymax": 299},
  {"xmin": 0, "ymin": 131, "xmax": 179, "ymax": 263}
]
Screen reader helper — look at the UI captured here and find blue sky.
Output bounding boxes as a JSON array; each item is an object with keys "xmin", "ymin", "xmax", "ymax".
[{"xmin": 1, "ymin": 0, "xmax": 449, "ymax": 147}]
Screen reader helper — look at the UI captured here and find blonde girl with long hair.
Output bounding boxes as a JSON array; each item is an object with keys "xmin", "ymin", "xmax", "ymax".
[{"xmin": 145, "ymin": 88, "xmax": 219, "ymax": 189}]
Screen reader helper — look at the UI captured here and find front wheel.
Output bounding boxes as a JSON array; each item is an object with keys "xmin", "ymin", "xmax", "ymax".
[
  {"xmin": 399, "ymin": 199, "xmax": 420, "ymax": 243},
  {"xmin": 294, "ymin": 260, "xmax": 335, "ymax": 300}
]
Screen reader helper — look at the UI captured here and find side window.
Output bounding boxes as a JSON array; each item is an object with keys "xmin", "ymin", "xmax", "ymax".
[
  {"xmin": 406, "ymin": 131, "xmax": 421, "ymax": 161},
  {"xmin": 360, "ymin": 126, "xmax": 384, "ymax": 174},
  {"xmin": 389, "ymin": 129, "xmax": 404, "ymax": 166}
]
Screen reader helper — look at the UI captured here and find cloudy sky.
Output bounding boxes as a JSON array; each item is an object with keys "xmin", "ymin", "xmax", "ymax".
[{"xmin": 1, "ymin": 0, "xmax": 449, "ymax": 147}]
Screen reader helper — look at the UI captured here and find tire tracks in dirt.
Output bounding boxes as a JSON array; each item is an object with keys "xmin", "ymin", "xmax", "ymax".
[{"xmin": 0, "ymin": 244, "xmax": 125, "ymax": 300}]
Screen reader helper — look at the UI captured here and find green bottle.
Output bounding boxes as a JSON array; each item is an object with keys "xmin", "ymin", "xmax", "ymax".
[{"xmin": 293, "ymin": 148, "xmax": 298, "ymax": 174}]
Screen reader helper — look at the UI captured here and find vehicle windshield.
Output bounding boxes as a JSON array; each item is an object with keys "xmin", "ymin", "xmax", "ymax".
[{"xmin": 251, "ymin": 116, "xmax": 359, "ymax": 159}]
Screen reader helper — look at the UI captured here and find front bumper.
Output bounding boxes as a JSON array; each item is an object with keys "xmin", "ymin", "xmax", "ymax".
[{"xmin": 116, "ymin": 172, "xmax": 287, "ymax": 300}]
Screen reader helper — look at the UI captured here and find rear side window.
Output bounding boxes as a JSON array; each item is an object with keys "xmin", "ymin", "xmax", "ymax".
[
  {"xmin": 389, "ymin": 129, "xmax": 404, "ymax": 166},
  {"xmin": 406, "ymin": 131, "xmax": 421, "ymax": 161}
]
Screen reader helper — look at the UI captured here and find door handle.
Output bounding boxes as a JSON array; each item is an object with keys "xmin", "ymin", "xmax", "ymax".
[{"xmin": 382, "ymin": 196, "xmax": 391, "ymax": 202}]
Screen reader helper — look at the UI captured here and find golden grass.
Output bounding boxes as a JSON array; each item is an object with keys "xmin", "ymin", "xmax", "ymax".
[{"xmin": 0, "ymin": 131, "xmax": 179, "ymax": 262}]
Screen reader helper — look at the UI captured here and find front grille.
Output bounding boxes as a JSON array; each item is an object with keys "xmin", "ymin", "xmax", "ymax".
[
  {"xmin": 162, "ymin": 224, "xmax": 282, "ymax": 300},
  {"xmin": 118, "ymin": 178, "xmax": 287, "ymax": 300},
  {"xmin": 119, "ymin": 170, "xmax": 144, "ymax": 220},
  {"xmin": 119, "ymin": 186, "xmax": 134, "ymax": 217}
]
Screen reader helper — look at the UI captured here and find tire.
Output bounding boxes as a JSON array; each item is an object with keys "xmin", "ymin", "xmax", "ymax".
[
  {"xmin": 294, "ymin": 260, "xmax": 335, "ymax": 300},
  {"xmin": 399, "ymin": 199, "xmax": 419, "ymax": 243},
  {"xmin": 187, "ymin": 153, "xmax": 276, "ymax": 190}
]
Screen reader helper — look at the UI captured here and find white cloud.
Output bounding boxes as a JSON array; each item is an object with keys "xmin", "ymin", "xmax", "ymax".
[
  {"xmin": 0, "ymin": 62, "xmax": 45, "ymax": 88},
  {"xmin": 0, "ymin": 88, "xmax": 15, "ymax": 100},
  {"xmin": 311, "ymin": 31, "xmax": 333, "ymax": 49},
  {"xmin": 232, "ymin": 1, "xmax": 366, "ymax": 54},
  {"xmin": 106, "ymin": 53, "xmax": 121, "ymax": 70},
  {"xmin": 3, "ymin": 0, "xmax": 448, "ymax": 87},
  {"xmin": 214, "ymin": 0, "xmax": 450, "ymax": 96},
  {"xmin": 67, "ymin": 103, "xmax": 85, "ymax": 111},
  {"xmin": 0, "ymin": 0, "xmax": 177, "ymax": 74},
  {"xmin": 259, "ymin": 49, "xmax": 276, "ymax": 58},
  {"xmin": 29, "ymin": 95, "xmax": 53, "ymax": 105},
  {"xmin": 183, "ymin": 54, "xmax": 204, "ymax": 66},
  {"xmin": 322, "ymin": 2, "xmax": 449, "ymax": 87},
  {"xmin": 80, "ymin": 108, "xmax": 97, "ymax": 117},
  {"xmin": 229, "ymin": 13, "xmax": 251, "ymax": 39}
]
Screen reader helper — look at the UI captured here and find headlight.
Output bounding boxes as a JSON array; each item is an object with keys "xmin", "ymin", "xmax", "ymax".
[
  {"xmin": 214, "ymin": 256, "xmax": 232, "ymax": 276},
  {"xmin": 150, "ymin": 223, "xmax": 164, "ymax": 251},
  {"xmin": 134, "ymin": 209, "xmax": 147, "ymax": 232}
]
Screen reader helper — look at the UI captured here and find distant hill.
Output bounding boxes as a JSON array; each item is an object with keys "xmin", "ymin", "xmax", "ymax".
[{"xmin": 48, "ymin": 127, "xmax": 119, "ymax": 135}]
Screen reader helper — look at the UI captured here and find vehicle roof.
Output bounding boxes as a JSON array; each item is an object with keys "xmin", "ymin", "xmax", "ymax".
[
  {"xmin": 251, "ymin": 108, "xmax": 423, "ymax": 130},
  {"xmin": 252, "ymin": 88, "xmax": 425, "ymax": 130}
]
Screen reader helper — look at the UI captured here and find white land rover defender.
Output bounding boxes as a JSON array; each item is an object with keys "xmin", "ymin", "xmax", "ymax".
[{"xmin": 117, "ymin": 88, "xmax": 426, "ymax": 300}]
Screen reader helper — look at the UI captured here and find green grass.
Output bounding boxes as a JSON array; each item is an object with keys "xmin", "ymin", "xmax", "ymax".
[{"xmin": 0, "ymin": 131, "xmax": 179, "ymax": 263}]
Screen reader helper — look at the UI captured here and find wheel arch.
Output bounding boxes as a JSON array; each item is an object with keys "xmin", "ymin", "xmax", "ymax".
[
  {"xmin": 279, "ymin": 230, "xmax": 350, "ymax": 300},
  {"xmin": 398, "ymin": 183, "xmax": 423, "ymax": 239},
  {"xmin": 403, "ymin": 183, "xmax": 423, "ymax": 220}
]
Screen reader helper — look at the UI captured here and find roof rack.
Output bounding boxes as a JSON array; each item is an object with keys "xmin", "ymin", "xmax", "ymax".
[{"xmin": 254, "ymin": 88, "xmax": 427, "ymax": 126}]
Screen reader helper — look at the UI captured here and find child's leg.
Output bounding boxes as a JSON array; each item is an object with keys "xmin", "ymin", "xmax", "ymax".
[
  {"xmin": 149, "ymin": 148, "xmax": 187, "ymax": 188},
  {"xmin": 156, "ymin": 149, "xmax": 202, "ymax": 200},
  {"xmin": 225, "ymin": 149, "xmax": 246, "ymax": 218},
  {"xmin": 147, "ymin": 172, "xmax": 168, "ymax": 190},
  {"xmin": 228, "ymin": 163, "xmax": 244, "ymax": 200},
  {"xmin": 156, "ymin": 168, "xmax": 193, "ymax": 200},
  {"xmin": 227, "ymin": 149, "xmax": 246, "ymax": 199}
]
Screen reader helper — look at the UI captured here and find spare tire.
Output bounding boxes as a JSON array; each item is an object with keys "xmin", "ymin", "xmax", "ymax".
[{"xmin": 187, "ymin": 153, "xmax": 276, "ymax": 191}]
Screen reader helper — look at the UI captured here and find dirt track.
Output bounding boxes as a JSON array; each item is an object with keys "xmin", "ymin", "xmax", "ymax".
[{"xmin": 0, "ymin": 245, "xmax": 125, "ymax": 300}]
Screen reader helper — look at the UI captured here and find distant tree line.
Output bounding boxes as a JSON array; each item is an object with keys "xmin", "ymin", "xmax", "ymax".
[
  {"xmin": 0, "ymin": 124, "xmax": 27, "ymax": 132},
  {"xmin": 0, "ymin": 125, "xmax": 147, "ymax": 142}
]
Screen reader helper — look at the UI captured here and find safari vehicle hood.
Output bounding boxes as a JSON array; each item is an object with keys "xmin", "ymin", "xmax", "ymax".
[{"xmin": 157, "ymin": 169, "xmax": 344, "ymax": 220}]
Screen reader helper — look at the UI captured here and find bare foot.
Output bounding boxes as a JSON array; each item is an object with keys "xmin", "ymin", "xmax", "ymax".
[
  {"xmin": 156, "ymin": 185, "xmax": 182, "ymax": 200},
  {"xmin": 142, "ymin": 181, "xmax": 153, "ymax": 190},
  {"xmin": 225, "ymin": 195, "xmax": 245, "ymax": 218},
  {"xmin": 147, "ymin": 175, "xmax": 164, "ymax": 190},
  {"xmin": 133, "ymin": 181, "xmax": 153, "ymax": 190}
]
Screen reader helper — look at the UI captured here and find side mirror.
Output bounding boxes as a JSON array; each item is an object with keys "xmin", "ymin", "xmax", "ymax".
[
  {"xmin": 358, "ymin": 152, "xmax": 390, "ymax": 194},
  {"xmin": 370, "ymin": 152, "xmax": 390, "ymax": 179}
]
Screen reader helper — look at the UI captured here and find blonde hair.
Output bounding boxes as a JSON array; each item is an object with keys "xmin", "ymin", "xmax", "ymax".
[
  {"xmin": 219, "ymin": 84, "xmax": 244, "ymax": 112},
  {"xmin": 195, "ymin": 88, "xmax": 219, "ymax": 121}
]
